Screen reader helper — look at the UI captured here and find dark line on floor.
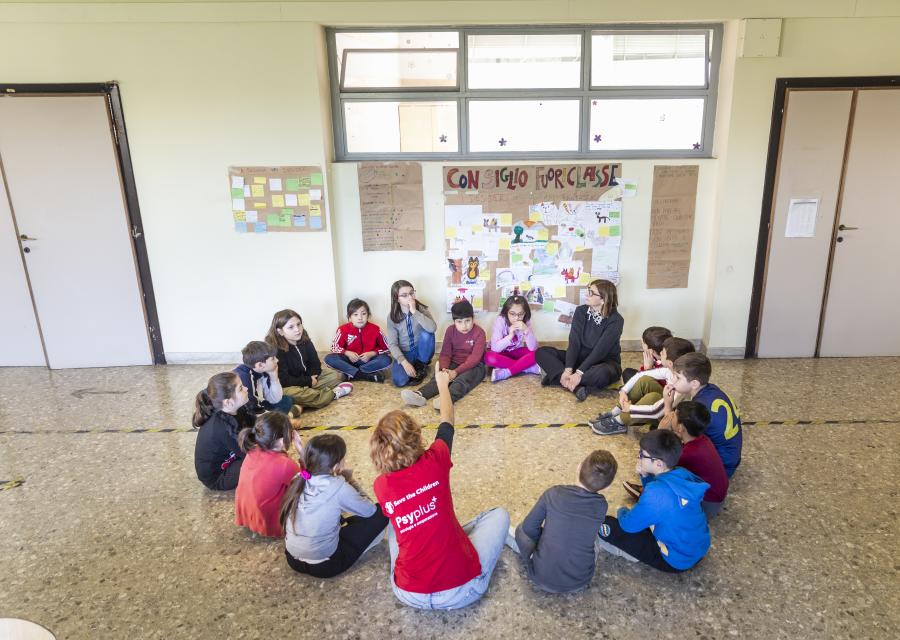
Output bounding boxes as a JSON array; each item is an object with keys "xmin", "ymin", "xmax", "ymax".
[{"xmin": 0, "ymin": 418, "xmax": 897, "ymax": 435}]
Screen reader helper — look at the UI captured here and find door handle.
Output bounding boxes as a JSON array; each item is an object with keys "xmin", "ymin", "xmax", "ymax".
[
  {"xmin": 838, "ymin": 224, "xmax": 858, "ymax": 231},
  {"xmin": 19, "ymin": 234, "xmax": 37, "ymax": 241}
]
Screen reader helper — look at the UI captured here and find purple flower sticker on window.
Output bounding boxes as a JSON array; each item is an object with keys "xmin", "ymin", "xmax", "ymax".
[{"xmin": 498, "ymin": 138, "xmax": 507, "ymax": 147}]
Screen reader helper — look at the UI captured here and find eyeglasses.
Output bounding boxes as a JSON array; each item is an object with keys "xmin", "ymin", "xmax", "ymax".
[
  {"xmin": 508, "ymin": 311, "xmax": 526, "ymax": 319},
  {"xmin": 638, "ymin": 451, "xmax": 660, "ymax": 462},
  {"xmin": 584, "ymin": 289, "xmax": 601, "ymax": 297},
  {"xmin": 398, "ymin": 290, "xmax": 416, "ymax": 298}
]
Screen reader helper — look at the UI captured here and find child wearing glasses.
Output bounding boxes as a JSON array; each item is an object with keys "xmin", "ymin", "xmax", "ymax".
[
  {"xmin": 485, "ymin": 295, "xmax": 541, "ymax": 382},
  {"xmin": 534, "ymin": 279, "xmax": 623, "ymax": 401},
  {"xmin": 596, "ymin": 429, "xmax": 710, "ymax": 572},
  {"xmin": 385, "ymin": 280, "xmax": 437, "ymax": 387}
]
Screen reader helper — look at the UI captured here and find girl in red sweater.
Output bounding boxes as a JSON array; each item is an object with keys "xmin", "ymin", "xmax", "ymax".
[
  {"xmin": 234, "ymin": 412, "xmax": 304, "ymax": 537},
  {"xmin": 325, "ymin": 298, "xmax": 392, "ymax": 383}
]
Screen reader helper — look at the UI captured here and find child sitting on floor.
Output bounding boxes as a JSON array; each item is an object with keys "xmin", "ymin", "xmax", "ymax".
[
  {"xmin": 193, "ymin": 372, "xmax": 253, "ymax": 491},
  {"xmin": 485, "ymin": 295, "xmax": 541, "ymax": 382},
  {"xmin": 266, "ymin": 309, "xmax": 352, "ymax": 412},
  {"xmin": 622, "ymin": 401, "xmax": 729, "ymax": 519},
  {"xmin": 597, "ymin": 429, "xmax": 710, "ymax": 572},
  {"xmin": 669, "ymin": 353, "xmax": 743, "ymax": 477},
  {"xmin": 590, "ymin": 337, "xmax": 695, "ymax": 436},
  {"xmin": 401, "ymin": 299, "xmax": 486, "ymax": 409},
  {"xmin": 508, "ymin": 449, "xmax": 617, "ymax": 593},
  {"xmin": 325, "ymin": 298, "xmax": 392, "ymax": 383},
  {"xmin": 621, "ymin": 326, "xmax": 672, "ymax": 386},
  {"xmin": 233, "ymin": 340, "xmax": 294, "ymax": 416},
  {"xmin": 281, "ymin": 433, "xmax": 388, "ymax": 578},
  {"xmin": 234, "ymin": 412, "xmax": 303, "ymax": 537}
]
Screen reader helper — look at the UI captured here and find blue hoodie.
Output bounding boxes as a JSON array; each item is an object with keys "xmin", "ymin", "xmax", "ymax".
[{"xmin": 618, "ymin": 467, "xmax": 711, "ymax": 570}]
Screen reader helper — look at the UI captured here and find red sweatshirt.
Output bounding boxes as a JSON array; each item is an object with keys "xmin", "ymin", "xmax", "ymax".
[
  {"xmin": 679, "ymin": 435, "xmax": 729, "ymax": 503},
  {"xmin": 438, "ymin": 324, "xmax": 486, "ymax": 374},
  {"xmin": 331, "ymin": 322, "xmax": 389, "ymax": 356}
]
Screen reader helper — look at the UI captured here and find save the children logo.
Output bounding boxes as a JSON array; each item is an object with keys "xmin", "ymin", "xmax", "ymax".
[{"xmin": 384, "ymin": 501, "xmax": 394, "ymax": 515}]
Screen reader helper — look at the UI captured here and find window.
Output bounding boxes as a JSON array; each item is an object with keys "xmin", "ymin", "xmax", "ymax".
[{"xmin": 328, "ymin": 25, "xmax": 722, "ymax": 160}]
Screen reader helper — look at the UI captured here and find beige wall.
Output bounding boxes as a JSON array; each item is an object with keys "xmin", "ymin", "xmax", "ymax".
[{"xmin": 2, "ymin": 2, "xmax": 899, "ymax": 359}]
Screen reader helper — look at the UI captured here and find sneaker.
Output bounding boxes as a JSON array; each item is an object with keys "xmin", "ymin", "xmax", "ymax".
[
  {"xmin": 357, "ymin": 371, "xmax": 384, "ymax": 383},
  {"xmin": 622, "ymin": 480, "xmax": 643, "ymax": 500},
  {"xmin": 590, "ymin": 415, "xmax": 628, "ymax": 436},
  {"xmin": 490, "ymin": 368, "xmax": 511, "ymax": 383},
  {"xmin": 595, "ymin": 407, "xmax": 619, "ymax": 421},
  {"xmin": 289, "ymin": 405, "xmax": 303, "ymax": 419},
  {"xmin": 505, "ymin": 525, "xmax": 520, "ymax": 553},
  {"xmin": 523, "ymin": 364, "xmax": 542, "ymax": 376},
  {"xmin": 574, "ymin": 386, "xmax": 589, "ymax": 402},
  {"xmin": 333, "ymin": 382, "xmax": 353, "ymax": 400},
  {"xmin": 400, "ymin": 389, "xmax": 427, "ymax": 407}
]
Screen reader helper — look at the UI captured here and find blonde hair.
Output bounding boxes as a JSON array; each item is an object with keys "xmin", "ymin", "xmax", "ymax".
[{"xmin": 369, "ymin": 410, "xmax": 426, "ymax": 474}]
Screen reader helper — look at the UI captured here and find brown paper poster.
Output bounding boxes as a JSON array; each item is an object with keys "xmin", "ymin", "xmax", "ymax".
[
  {"xmin": 358, "ymin": 162, "xmax": 425, "ymax": 251},
  {"xmin": 443, "ymin": 164, "xmax": 622, "ymax": 315},
  {"xmin": 647, "ymin": 165, "xmax": 699, "ymax": 289},
  {"xmin": 228, "ymin": 166, "xmax": 326, "ymax": 233}
]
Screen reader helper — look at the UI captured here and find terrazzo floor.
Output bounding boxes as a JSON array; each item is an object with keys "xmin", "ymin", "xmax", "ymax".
[{"xmin": 0, "ymin": 355, "xmax": 898, "ymax": 639}]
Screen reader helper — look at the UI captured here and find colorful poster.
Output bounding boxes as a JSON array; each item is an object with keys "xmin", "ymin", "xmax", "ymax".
[{"xmin": 228, "ymin": 166, "xmax": 326, "ymax": 233}]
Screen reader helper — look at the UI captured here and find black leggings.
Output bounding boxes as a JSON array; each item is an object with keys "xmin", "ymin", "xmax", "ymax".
[
  {"xmin": 599, "ymin": 515, "xmax": 682, "ymax": 573},
  {"xmin": 286, "ymin": 509, "xmax": 389, "ymax": 579},
  {"xmin": 206, "ymin": 458, "xmax": 243, "ymax": 491},
  {"xmin": 534, "ymin": 347, "xmax": 620, "ymax": 392}
]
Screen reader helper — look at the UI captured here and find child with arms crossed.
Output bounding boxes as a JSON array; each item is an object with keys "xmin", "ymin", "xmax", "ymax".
[{"xmin": 485, "ymin": 295, "xmax": 541, "ymax": 382}]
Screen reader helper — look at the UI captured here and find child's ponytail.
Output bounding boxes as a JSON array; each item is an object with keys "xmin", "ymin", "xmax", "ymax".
[
  {"xmin": 192, "ymin": 372, "xmax": 240, "ymax": 429},
  {"xmin": 278, "ymin": 434, "xmax": 348, "ymax": 535},
  {"xmin": 238, "ymin": 412, "xmax": 292, "ymax": 453}
]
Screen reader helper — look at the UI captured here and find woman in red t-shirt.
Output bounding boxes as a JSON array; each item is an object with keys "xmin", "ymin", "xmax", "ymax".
[
  {"xmin": 370, "ymin": 366, "xmax": 509, "ymax": 610},
  {"xmin": 234, "ymin": 412, "xmax": 303, "ymax": 537}
]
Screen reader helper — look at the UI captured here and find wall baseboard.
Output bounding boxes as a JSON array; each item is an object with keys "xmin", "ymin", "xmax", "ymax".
[
  {"xmin": 165, "ymin": 352, "xmax": 241, "ymax": 365},
  {"xmin": 703, "ymin": 346, "xmax": 745, "ymax": 359}
]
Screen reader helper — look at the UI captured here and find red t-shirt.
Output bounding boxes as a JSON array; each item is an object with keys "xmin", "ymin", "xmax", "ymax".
[
  {"xmin": 234, "ymin": 449, "xmax": 300, "ymax": 537},
  {"xmin": 679, "ymin": 435, "xmax": 729, "ymax": 503},
  {"xmin": 373, "ymin": 437, "xmax": 481, "ymax": 593}
]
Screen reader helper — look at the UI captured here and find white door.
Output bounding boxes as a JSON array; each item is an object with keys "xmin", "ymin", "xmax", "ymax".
[
  {"xmin": 0, "ymin": 95, "xmax": 152, "ymax": 368},
  {"xmin": 819, "ymin": 89, "xmax": 900, "ymax": 356},
  {"xmin": 0, "ymin": 175, "xmax": 45, "ymax": 365}
]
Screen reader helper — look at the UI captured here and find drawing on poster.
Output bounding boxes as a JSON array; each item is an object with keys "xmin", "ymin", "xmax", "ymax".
[{"xmin": 444, "ymin": 164, "xmax": 624, "ymax": 317}]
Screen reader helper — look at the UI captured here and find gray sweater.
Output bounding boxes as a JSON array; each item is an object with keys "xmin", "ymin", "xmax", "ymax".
[
  {"xmin": 284, "ymin": 474, "xmax": 377, "ymax": 563},
  {"xmin": 515, "ymin": 485, "xmax": 609, "ymax": 593},
  {"xmin": 384, "ymin": 307, "xmax": 437, "ymax": 363}
]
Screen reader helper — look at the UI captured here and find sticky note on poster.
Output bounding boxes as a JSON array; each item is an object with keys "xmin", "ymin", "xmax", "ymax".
[
  {"xmin": 553, "ymin": 285, "xmax": 566, "ymax": 298},
  {"xmin": 309, "ymin": 189, "xmax": 322, "ymax": 201},
  {"xmin": 245, "ymin": 211, "xmax": 258, "ymax": 223},
  {"xmin": 285, "ymin": 194, "xmax": 298, "ymax": 207},
  {"xmin": 445, "ymin": 227, "xmax": 458, "ymax": 238},
  {"xmin": 251, "ymin": 185, "xmax": 265, "ymax": 198},
  {"xmin": 253, "ymin": 202, "xmax": 267, "ymax": 208},
  {"xmin": 234, "ymin": 221, "xmax": 247, "ymax": 233},
  {"xmin": 253, "ymin": 177, "xmax": 267, "ymax": 185},
  {"xmin": 499, "ymin": 237, "xmax": 511, "ymax": 250},
  {"xmin": 271, "ymin": 194, "xmax": 285, "ymax": 208},
  {"xmin": 310, "ymin": 216, "xmax": 322, "ymax": 229},
  {"xmin": 309, "ymin": 203, "xmax": 322, "ymax": 217},
  {"xmin": 232, "ymin": 198, "xmax": 244, "ymax": 211},
  {"xmin": 542, "ymin": 301, "xmax": 555, "ymax": 312},
  {"xmin": 546, "ymin": 242, "xmax": 559, "ymax": 256},
  {"xmin": 269, "ymin": 178, "xmax": 282, "ymax": 192},
  {"xmin": 578, "ymin": 273, "xmax": 592, "ymax": 285},
  {"xmin": 233, "ymin": 210, "xmax": 246, "ymax": 222},
  {"xmin": 293, "ymin": 215, "xmax": 306, "ymax": 227},
  {"xmin": 310, "ymin": 173, "xmax": 323, "ymax": 186},
  {"xmin": 254, "ymin": 222, "xmax": 267, "ymax": 233},
  {"xmin": 231, "ymin": 188, "xmax": 244, "ymax": 198},
  {"xmin": 297, "ymin": 194, "xmax": 310, "ymax": 207},
  {"xmin": 286, "ymin": 178, "xmax": 300, "ymax": 191},
  {"xmin": 231, "ymin": 176, "xmax": 244, "ymax": 189},
  {"xmin": 499, "ymin": 214, "xmax": 512, "ymax": 226}
]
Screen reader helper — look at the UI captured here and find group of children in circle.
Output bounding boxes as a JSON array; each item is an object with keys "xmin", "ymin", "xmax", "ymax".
[{"xmin": 191, "ymin": 277, "xmax": 744, "ymax": 608}]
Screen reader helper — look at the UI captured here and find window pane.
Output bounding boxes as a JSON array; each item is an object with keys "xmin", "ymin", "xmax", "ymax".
[
  {"xmin": 335, "ymin": 31, "xmax": 459, "ymax": 78},
  {"xmin": 344, "ymin": 101, "xmax": 458, "ymax": 153},
  {"xmin": 343, "ymin": 50, "xmax": 457, "ymax": 89},
  {"xmin": 467, "ymin": 34, "xmax": 582, "ymax": 89},
  {"xmin": 591, "ymin": 33, "xmax": 707, "ymax": 86},
  {"xmin": 469, "ymin": 100, "xmax": 579, "ymax": 152},
  {"xmin": 589, "ymin": 99, "xmax": 704, "ymax": 150}
]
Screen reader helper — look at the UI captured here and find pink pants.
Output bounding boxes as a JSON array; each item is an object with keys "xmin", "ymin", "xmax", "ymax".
[{"xmin": 484, "ymin": 347, "xmax": 536, "ymax": 377}]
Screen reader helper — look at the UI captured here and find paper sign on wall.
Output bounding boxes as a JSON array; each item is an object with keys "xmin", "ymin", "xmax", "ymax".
[
  {"xmin": 228, "ymin": 166, "xmax": 327, "ymax": 233},
  {"xmin": 785, "ymin": 198, "xmax": 819, "ymax": 238}
]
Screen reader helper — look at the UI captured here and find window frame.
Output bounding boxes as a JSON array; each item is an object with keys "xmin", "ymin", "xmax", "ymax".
[{"xmin": 327, "ymin": 23, "xmax": 723, "ymax": 161}]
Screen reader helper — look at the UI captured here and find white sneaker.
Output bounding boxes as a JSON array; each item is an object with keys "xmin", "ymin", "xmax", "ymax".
[
  {"xmin": 400, "ymin": 389, "xmax": 427, "ymax": 407},
  {"xmin": 333, "ymin": 382, "xmax": 353, "ymax": 400},
  {"xmin": 505, "ymin": 525, "xmax": 520, "ymax": 553}
]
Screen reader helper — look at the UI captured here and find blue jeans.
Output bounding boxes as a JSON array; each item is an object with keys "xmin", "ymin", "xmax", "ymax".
[
  {"xmin": 268, "ymin": 395, "xmax": 294, "ymax": 414},
  {"xmin": 390, "ymin": 331, "xmax": 436, "ymax": 387},
  {"xmin": 324, "ymin": 353, "xmax": 392, "ymax": 378},
  {"xmin": 388, "ymin": 507, "xmax": 510, "ymax": 610}
]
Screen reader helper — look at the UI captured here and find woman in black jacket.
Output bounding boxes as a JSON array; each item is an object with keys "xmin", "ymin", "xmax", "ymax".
[{"xmin": 535, "ymin": 279, "xmax": 623, "ymax": 402}]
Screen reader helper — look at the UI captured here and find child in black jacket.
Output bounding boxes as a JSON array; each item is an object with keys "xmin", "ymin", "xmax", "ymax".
[{"xmin": 266, "ymin": 309, "xmax": 352, "ymax": 411}]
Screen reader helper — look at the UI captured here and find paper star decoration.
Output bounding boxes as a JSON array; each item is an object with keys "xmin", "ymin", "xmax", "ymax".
[
  {"xmin": 439, "ymin": 134, "xmax": 447, "ymax": 143},
  {"xmin": 498, "ymin": 138, "xmax": 507, "ymax": 146},
  {"xmin": 594, "ymin": 134, "xmax": 602, "ymax": 143},
  {"xmin": 693, "ymin": 142, "xmax": 701, "ymax": 150}
]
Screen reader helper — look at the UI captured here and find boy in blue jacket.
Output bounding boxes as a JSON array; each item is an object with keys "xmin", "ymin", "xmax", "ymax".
[
  {"xmin": 233, "ymin": 341, "xmax": 294, "ymax": 415},
  {"xmin": 597, "ymin": 429, "xmax": 710, "ymax": 572}
]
